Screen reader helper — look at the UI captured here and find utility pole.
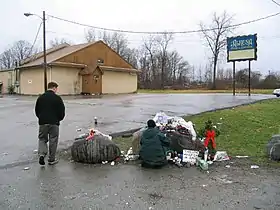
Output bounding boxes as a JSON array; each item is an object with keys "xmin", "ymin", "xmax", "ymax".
[
  {"xmin": 43, "ymin": 11, "xmax": 47, "ymax": 92},
  {"xmin": 24, "ymin": 11, "xmax": 48, "ymax": 91}
]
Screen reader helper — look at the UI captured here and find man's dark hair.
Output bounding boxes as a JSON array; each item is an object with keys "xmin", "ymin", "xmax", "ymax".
[
  {"xmin": 147, "ymin": 119, "xmax": 156, "ymax": 128},
  {"xmin": 47, "ymin": 82, "xmax": 58, "ymax": 89}
]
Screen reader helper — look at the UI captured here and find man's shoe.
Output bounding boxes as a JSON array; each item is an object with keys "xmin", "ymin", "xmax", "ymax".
[
  {"xmin": 48, "ymin": 159, "xmax": 59, "ymax": 165},
  {"xmin": 39, "ymin": 156, "xmax": 45, "ymax": 166}
]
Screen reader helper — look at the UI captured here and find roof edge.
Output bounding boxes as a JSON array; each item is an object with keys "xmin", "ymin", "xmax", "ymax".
[
  {"xmin": 16, "ymin": 64, "xmax": 42, "ymax": 70},
  {"xmin": 0, "ymin": 68, "xmax": 15, "ymax": 72},
  {"xmin": 20, "ymin": 43, "xmax": 71, "ymax": 65},
  {"xmin": 50, "ymin": 41, "xmax": 100, "ymax": 63},
  {"xmin": 16, "ymin": 61, "xmax": 87, "ymax": 70},
  {"xmin": 50, "ymin": 62, "xmax": 87, "ymax": 69},
  {"xmin": 98, "ymin": 65, "xmax": 141, "ymax": 73}
]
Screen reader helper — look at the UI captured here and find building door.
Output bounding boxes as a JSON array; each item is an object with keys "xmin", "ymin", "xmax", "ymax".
[
  {"xmin": 82, "ymin": 72, "xmax": 102, "ymax": 94},
  {"xmin": 82, "ymin": 75, "xmax": 92, "ymax": 94},
  {"xmin": 91, "ymin": 71, "xmax": 102, "ymax": 94}
]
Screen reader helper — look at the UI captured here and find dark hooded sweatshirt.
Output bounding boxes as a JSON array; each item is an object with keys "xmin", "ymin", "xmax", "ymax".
[
  {"xmin": 35, "ymin": 90, "xmax": 65, "ymax": 125},
  {"xmin": 139, "ymin": 127, "xmax": 170, "ymax": 167}
]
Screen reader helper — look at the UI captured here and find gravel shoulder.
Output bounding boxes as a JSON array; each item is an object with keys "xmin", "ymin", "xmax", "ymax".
[{"xmin": 0, "ymin": 159, "xmax": 279, "ymax": 210}]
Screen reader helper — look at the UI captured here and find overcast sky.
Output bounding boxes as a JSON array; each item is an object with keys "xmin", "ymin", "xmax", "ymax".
[{"xmin": 1, "ymin": 0, "xmax": 280, "ymax": 74}]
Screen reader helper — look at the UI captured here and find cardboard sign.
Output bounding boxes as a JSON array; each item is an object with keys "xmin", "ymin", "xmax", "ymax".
[{"xmin": 182, "ymin": 149, "xmax": 199, "ymax": 164}]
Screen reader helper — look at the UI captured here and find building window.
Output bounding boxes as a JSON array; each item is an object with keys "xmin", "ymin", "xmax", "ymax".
[{"xmin": 97, "ymin": 59, "xmax": 104, "ymax": 65}]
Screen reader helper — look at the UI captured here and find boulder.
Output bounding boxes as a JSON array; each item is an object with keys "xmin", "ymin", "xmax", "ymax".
[
  {"xmin": 132, "ymin": 128, "xmax": 203, "ymax": 155},
  {"xmin": 270, "ymin": 143, "xmax": 280, "ymax": 161},
  {"xmin": 131, "ymin": 127, "xmax": 146, "ymax": 154},
  {"xmin": 165, "ymin": 131, "xmax": 205, "ymax": 153},
  {"xmin": 71, "ymin": 135, "xmax": 121, "ymax": 164},
  {"xmin": 267, "ymin": 134, "xmax": 280, "ymax": 161}
]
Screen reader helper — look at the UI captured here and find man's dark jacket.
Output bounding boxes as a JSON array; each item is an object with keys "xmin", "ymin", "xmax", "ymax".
[
  {"xmin": 139, "ymin": 127, "xmax": 170, "ymax": 167},
  {"xmin": 35, "ymin": 90, "xmax": 65, "ymax": 125}
]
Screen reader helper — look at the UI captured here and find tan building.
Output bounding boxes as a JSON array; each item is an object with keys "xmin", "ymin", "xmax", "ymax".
[
  {"xmin": 0, "ymin": 69, "xmax": 17, "ymax": 94},
  {"xmin": 1, "ymin": 41, "xmax": 140, "ymax": 95}
]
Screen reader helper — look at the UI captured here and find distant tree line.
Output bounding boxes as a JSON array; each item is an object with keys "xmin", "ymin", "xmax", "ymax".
[{"xmin": 0, "ymin": 11, "xmax": 279, "ymax": 90}]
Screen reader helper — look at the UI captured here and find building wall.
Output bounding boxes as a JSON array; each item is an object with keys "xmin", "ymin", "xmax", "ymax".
[
  {"xmin": 50, "ymin": 66, "xmax": 82, "ymax": 95},
  {"xmin": 57, "ymin": 41, "xmax": 133, "ymax": 70},
  {"xmin": 19, "ymin": 67, "xmax": 82, "ymax": 95},
  {"xmin": 20, "ymin": 68, "xmax": 44, "ymax": 95},
  {"xmin": 0, "ymin": 70, "xmax": 16, "ymax": 94},
  {"xmin": 102, "ymin": 71, "xmax": 137, "ymax": 94}
]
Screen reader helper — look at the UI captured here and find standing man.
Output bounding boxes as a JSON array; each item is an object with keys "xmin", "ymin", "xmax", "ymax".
[{"xmin": 35, "ymin": 82, "xmax": 65, "ymax": 166}]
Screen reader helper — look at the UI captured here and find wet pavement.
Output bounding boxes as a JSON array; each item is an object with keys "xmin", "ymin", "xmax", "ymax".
[
  {"xmin": 0, "ymin": 93, "xmax": 272, "ymax": 167},
  {"xmin": 0, "ymin": 160, "xmax": 279, "ymax": 210},
  {"xmin": 0, "ymin": 93, "xmax": 279, "ymax": 210}
]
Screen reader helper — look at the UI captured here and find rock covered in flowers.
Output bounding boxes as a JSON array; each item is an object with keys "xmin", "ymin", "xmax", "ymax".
[
  {"xmin": 71, "ymin": 131, "xmax": 121, "ymax": 164},
  {"xmin": 164, "ymin": 131, "xmax": 205, "ymax": 154},
  {"xmin": 267, "ymin": 134, "xmax": 280, "ymax": 161}
]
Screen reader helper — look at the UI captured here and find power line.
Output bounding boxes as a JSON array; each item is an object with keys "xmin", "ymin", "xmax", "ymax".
[
  {"xmin": 271, "ymin": 0, "xmax": 280, "ymax": 7},
  {"xmin": 29, "ymin": 21, "xmax": 42, "ymax": 56},
  {"xmin": 48, "ymin": 12, "xmax": 280, "ymax": 35},
  {"xmin": 45, "ymin": 29, "xmax": 280, "ymax": 44}
]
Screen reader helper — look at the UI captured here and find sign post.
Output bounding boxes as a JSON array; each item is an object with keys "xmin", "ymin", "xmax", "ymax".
[
  {"xmin": 227, "ymin": 34, "xmax": 257, "ymax": 96},
  {"xmin": 248, "ymin": 60, "xmax": 251, "ymax": 96},
  {"xmin": 233, "ymin": 61, "xmax": 236, "ymax": 96}
]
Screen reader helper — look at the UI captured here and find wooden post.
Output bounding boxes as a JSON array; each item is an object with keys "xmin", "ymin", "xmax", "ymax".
[
  {"xmin": 233, "ymin": 61, "xmax": 236, "ymax": 96},
  {"xmin": 248, "ymin": 60, "xmax": 251, "ymax": 96},
  {"xmin": 43, "ymin": 11, "xmax": 47, "ymax": 92}
]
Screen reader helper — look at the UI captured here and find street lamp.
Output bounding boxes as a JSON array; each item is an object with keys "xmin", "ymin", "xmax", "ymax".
[{"xmin": 24, "ymin": 11, "xmax": 47, "ymax": 92}]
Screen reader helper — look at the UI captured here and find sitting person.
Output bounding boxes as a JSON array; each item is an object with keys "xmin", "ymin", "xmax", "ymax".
[{"xmin": 139, "ymin": 119, "xmax": 170, "ymax": 169}]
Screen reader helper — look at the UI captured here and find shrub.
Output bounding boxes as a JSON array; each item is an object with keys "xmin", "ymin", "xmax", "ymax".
[{"xmin": 7, "ymin": 85, "xmax": 15, "ymax": 94}]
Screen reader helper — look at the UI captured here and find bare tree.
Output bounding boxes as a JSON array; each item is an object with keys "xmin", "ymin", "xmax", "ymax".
[
  {"xmin": 198, "ymin": 64, "xmax": 203, "ymax": 83},
  {"xmin": 0, "ymin": 49, "xmax": 14, "ymax": 69},
  {"xmin": 85, "ymin": 29, "xmax": 133, "ymax": 62},
  {"xmin": 49, "ymin": 38, "xmax": 71, "ymax": 47},
  {"xmin": 143, "ymin": 35, "xmax": 159, "ymax": 84},
  {"xmin": 200, "ymin": 11, "xmax": 234, "ymax": 89},
  {"xmin": 156, "ymin": 33, "xmax": 173, "ymax": 88},
  {"xmin": 12, "ymin": 40, "xmax": 34, "ymax": 62},
  {"xmin": 84, "ymin": 29, "xmax": 96, "ymax": 43},
  {"xmin": 139, "ymin": 34, "xmax": 191, "ymax": 89},
  {"xmin": 204, "ymin": 64, "xmax": 213, "ymax": 84},
  {"xmin": 0, "ymin": 40, "xmax": 35, "ymax": 68},
  {"xmin": 99, "ymin": 31, "xmax": 129, "ymax": 58},
  {"xmin": 123, "ymin": 48, "xmax": 139, "ymax": 68},
  {"xmin": 168, "ymin": 51, "xmax": 182, "ymax": 84},
  {"xmin": 177, "ymin": 60, "xmax": 191, "ymax": 86}
]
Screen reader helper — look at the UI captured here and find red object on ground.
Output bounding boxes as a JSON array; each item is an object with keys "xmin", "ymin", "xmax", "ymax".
[
  {"xmin": 204, "ymin": 130, "xmax": 216, "ymax": 149},
  {"xmin": 115, "ymin": 157, "xmax": 121, "ymax": 162},
  {"xmin": 86, "ymin": 130, "xmax": 95, "ymax": 141}
]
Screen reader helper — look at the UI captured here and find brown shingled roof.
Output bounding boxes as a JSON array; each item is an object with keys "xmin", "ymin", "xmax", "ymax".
[
  {"xmin": 21, "ymin": 43, "xmax": 70, "ymax": 65},
  {"xmin": 18, "ymin": 41, "xmax": 97, "ymax": 68}
]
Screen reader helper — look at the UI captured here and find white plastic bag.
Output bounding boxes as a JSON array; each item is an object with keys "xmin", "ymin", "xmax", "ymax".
[
  {"xmin": 153, "ymin": 112, "xmax": 169, "ymax": 125},
  {"xmin": 213, "ymin": 151, "xmax": 230, "ymax": 161},
  {"xmin": 174, "ymin": 117, "xmax": 197, "ymax": 141},
  {"xmin": 153, "ymin": 112, "xmax": 197, "ymax": 140}
]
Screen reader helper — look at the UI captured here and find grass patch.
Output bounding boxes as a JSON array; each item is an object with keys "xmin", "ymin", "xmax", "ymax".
[
  {"xmin": 113, "ymin": 99, "xmax": 280, "ymax": 164},
  {"xmin": 138, "ymin": 89, "xmax": 273, "ymax": 95},
  {"xmin": 184, "ymin": 99, "xmax": 280, "ymax": 164},
  {"xmin": 113, "ymin": 136, "xmax": 132, "ymax": 152}
]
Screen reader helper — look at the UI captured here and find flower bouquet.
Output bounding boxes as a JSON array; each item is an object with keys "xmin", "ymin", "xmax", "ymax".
[{"xmin": 198, "ymin": 120, "xmax": 221, "ymax": 160}]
